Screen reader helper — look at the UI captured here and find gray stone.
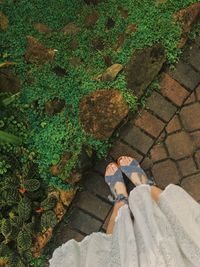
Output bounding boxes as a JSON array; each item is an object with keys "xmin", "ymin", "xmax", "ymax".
[
  {"xmin": 125, "ymin": 44, "xmax": 166, "ymax": 97},
  {"xmin": 75, "ymin": 191, "xmax": 111, "ymax": 220},
  {"xmin": 183, "ymin": 41, "xmax": 200, "ymax": 72},
  {"xmin": 120, "ymin": 124, "xmax": 154, "ymax": 154},
  {"xmin": 82, "ymin": 171, "xmax": 111, "ymax": 199},
  {"xmin": 68, "ymin": 208, "xmax": 102, "ymax": 234},
  {"xmin": 169, "ymin": 60, "xmax": 200, "ymax": 91}
]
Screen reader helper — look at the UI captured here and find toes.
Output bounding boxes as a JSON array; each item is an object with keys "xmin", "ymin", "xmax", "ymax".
[
  {"xmin": 119, "ymin": 156, "xmax": 135, "ymax": 166},
  {"xmin": 105, "ymin": 163, "xmax": 118, "ymax": 175}
]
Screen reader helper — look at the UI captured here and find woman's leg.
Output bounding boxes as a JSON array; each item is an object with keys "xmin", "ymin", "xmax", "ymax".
[
  {"xmin": 150, "ymin": 185, "xmax": 163, "ymax": 202},
  {"xmin": 105, "ymin": 163, "xmax": 128, "ymax": 234},
  {"xmin": 106, "ymin": 200, "xmax": 125, "ymax": 234}
]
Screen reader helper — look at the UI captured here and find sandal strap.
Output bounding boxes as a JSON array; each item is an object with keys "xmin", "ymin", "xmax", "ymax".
[
  {"xmin": 120, "ymin": 159, "xmax": 146, "ymax": 179},
  {"xmin": 108, "ymin": 194, "xmax": 128, "ymax": 205},
  {"xmin": 105, "ymin": 168, "xmax": 124, "ymax": 198}
]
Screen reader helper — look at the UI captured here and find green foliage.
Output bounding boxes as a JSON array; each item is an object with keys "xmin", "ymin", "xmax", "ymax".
[
  {"xmin": 1, "ymin": 219, "xmax": 12, "ymax": 238},
  {"xmin": 0, "ymin": 158, "xmax": 11, "ymax": 175},
  {"xmin": 0, "ymin": 159, "xmax": 59, "ymax": 266},
  {"xmin": 41, "ymin": 196, "xmax": 57, "ymax": 211},
  {"xmin": 41, "ymin": 210, "xmax": 57, "ymax": 230},
  {"xmin": 17, "ymin": 229, "xmax": 32, "ymax": 251},
  {"xmin": 23, "ymin": 179, "xmax": 40, "ymax": 192},
  {"xmin": 18, "ymin": 197, "xmax": 32, "ymax": 221}
]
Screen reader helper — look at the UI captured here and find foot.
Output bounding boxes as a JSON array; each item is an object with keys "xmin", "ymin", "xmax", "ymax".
[
  {"xmin": 105, "ymin": 163, "xmax": 128, "ymax": 198},
  {"xmin": 117, "ymin": 156, "xmax": 148, "ymax": 186}
]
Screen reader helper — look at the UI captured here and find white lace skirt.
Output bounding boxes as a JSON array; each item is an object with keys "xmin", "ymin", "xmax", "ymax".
[{"xmin": 49, "ymin": 184, "xmax": 200, "ymax": 267}]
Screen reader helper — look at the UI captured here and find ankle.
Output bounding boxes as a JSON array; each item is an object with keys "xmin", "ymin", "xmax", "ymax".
[{"xmin": 114, "ymin": 200, "xmax": 126, "ymax": 210}]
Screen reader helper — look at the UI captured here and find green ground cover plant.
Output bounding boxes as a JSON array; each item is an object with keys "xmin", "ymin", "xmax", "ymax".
[{"xmin": 1, "ymin": 0, "xmax": 200, "ymax": 190}]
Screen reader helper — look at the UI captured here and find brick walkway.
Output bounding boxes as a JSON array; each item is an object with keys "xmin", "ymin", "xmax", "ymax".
[{"xmin": 49, "ymin": 35, "xmax": 200, "ymax": 250}]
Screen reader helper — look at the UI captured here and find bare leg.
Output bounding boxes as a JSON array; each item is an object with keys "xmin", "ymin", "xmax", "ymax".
[
  {"xmin": 106, "ymin": 201, "xmax": 125, "ymax": 234},
  {"xmin": 105, "ymin": 163, "xmax": 128, "ymax": 234},
  {"xmin": 150, "ymin": 185, "xmax": 163, "ymax": 202}
]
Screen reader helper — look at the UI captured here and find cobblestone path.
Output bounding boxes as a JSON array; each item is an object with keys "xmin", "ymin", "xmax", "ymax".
[{"xmin": 49, "ymin": 35, "xmax": 200, "ymax": 250}]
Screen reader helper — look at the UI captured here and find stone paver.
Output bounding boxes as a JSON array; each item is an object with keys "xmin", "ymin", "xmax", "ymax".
[
  {"xmin": 166, "ymin": 115, "xmax": 182, "ymax": 134},
  {"xmin": 151, "ymin": 159, "xmax": 180, "ymax": 189},
  {"xmin": 180, "ymin": 103, "xmax": 200, "ymax": 131},
  {"xmin": 184, "ymin": 91, "xmax": 196, "ymax": 105},
  {"xmin": 191, "ymin": 131, "xmax": 200, "ymax": 149},
  {"xmin": 120, "ymin": 124, "xmax": 154, "ymax": 154},
  {"xmin": 159, "ymin": 73, "xmax": 189, "ymax": 106},
  {"xmin": 82, "ymin": 171, "xmax": 111, "ymax": 200},
  {"xmin": 109, "ymin": 140, "xmax": 143, "ymax": 162},
  {"xmin": 177, "ymin": 157, "xmax": 198, "ymax": 177},
  {"xmin": 146, "ymin": 91, "xmax": 176, "ymax": 122},
  {"xmin": 75, "ymin": 191, "xmax": 111, "ymax": 220},
  {"xmin": 51, "ymin": 34, "xmax": 200, "ymax": 249},
  {"xmin": 181, "ymin": 174, "xmax": 200, "ymax": 202},
  {"xmin": 134, "ymin": 110, "xmax": 165, "ymax": 138},
  {"xmin": 165, "ymin": 131, "xmax": 195, "ymax": 160},
  {"xmin": 150, "ymin": 143, "xmax": 168, "ymax": 162},
  {"xmin": 68, "ymin": 208, "xmax": 102, "ymax": 235},
  {"xmin": 194, "ymin": 150, "xmax": 200, "ymax": 169},
  {"xmin": 169, "ymin": 59, "xmax": 200, "ymax": 90}
]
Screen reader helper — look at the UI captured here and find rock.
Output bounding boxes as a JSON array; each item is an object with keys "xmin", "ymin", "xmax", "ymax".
[
  {"xmin": 52, "ymin": 66, "xmax": 68, "ymax": 77},
  {"xmin": 92, "ymin": 37, "xmax": 104, "ymax": 51},
  {"xmin": 0, "ymin": 11, "xmax": 9, "ymax": 30},
  {"xmin": 117, "ymin": 6, "xmax": 129, "ymax": 18},
  {"xmin": 0, "ymin": 69, "xmax": 20, "ymax": 93},
  {"xmin": 106, "ymin": 17, "xmax": 115, "ymax": 29},
  {"xmin": 103, "ymin": 55, "xmax": 112, "ymax": 67},
  {"xmin": 125, "ymin": 44, "xmax": 166, "ymax": 97},
  {"xmin": 114, "ymin": 33, "xmax": 126, "ymax": 51},
  {"xmin": 126, "ymin": 23, "xmax": 137, "ymax": 34},
  {"xmin": 69, "ymin": 57, "xmax": 82, "ymax": 67},
  {"xmin": 62, "ymin": 22, "xmax": 80, "ymax": 35},
  {"xmin": 101, "ymin": 63, "xmax": 123, "ymax": 82},
  {"xmin": 50, "ymin": 152, "xmax": 71, "ymax": 176},
  {"xmin": 34, "ymin": 23, "xmax": 52, "ymax": 34},
  {"xmin": 84, "ymin": 11, "xmax": 99, "ymax": 28},
  {"xmin": 79, "ymin": 89, "xmax": 129, "ymax": 140},
  {"xmin": 45, "ymin": 98, "xmax": 65, "ymax": 115},
  {"xmin": 174, "ymin": 3, "xmax": 200, "ymax": 48},
  {"xmin": 25, "ymin": 36, "xmax": 55, "ymax": 64},
  {"xmin": 84, "ymin": 0, "xmax": 104, "ymax": 4},
  {"xmin": 68, "ymin": 39, "xmax": 79, "ymax": 51}
]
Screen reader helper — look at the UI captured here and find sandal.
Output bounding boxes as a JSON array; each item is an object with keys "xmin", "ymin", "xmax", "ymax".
[
  {"xmin": 105, "ymin": 163, "xmax": 128, "ymax": 204},
  {"xmin": 117, "ymin": 156, "xmax": 156, "ymax": 186}
]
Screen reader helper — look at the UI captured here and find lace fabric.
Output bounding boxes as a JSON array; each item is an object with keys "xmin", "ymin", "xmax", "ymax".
[{"xmin": 49, "ymin": 184, "xmax": 200, "ymax": 267}]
